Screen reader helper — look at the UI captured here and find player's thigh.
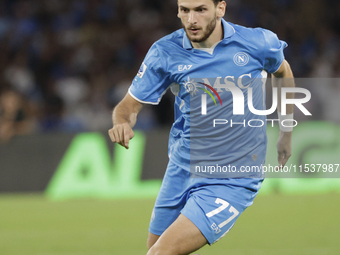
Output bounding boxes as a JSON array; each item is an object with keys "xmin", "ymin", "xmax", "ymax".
[
  {"xmin": 181, "ymin": 183, "xmax": 260, "ymax": 245},
  {"xmin": 147, "ymin": 214, "xmax": 207, "ymax": 255},
  {"xmin": 148, "ymin": 162, "xmax": 189, "ymax": 238}
]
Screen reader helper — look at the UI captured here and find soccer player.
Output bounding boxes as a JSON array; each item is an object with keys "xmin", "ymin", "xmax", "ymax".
[{"xmin": 108, "ymin": 0, "xmax": 294, "ymax": 254}]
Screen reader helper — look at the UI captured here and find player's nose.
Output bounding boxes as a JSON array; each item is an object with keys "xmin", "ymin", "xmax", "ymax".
[{"xmin": 188, "ymin": 11, "xmax": 197, "ymax": 24}]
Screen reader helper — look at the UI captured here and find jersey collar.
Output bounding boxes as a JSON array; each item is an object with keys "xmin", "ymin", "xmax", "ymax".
[{"xmin": 182, "ymin": 18, "xmax": 235, "ymax": 49}]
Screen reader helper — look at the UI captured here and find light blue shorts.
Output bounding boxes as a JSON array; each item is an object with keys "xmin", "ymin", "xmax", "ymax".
[{"xmin": 149, "ymin": 161, "xmax": 263, "ymax": 244}]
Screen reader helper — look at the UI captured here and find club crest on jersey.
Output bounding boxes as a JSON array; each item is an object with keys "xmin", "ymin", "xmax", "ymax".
[
  {"xmin": 233, "ymin": 52, "xmax": 249, "ymax": 66},
  {"xmin": 137, "ymin": 62, "xmax": 147, "ymax": 78}
]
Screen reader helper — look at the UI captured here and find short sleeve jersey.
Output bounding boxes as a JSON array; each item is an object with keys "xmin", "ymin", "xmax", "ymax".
[{"xmin": 129, "ymin": 19, "xmax": 287, "ymax": 178}]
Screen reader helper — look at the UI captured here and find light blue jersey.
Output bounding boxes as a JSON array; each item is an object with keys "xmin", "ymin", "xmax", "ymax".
[
  {"xmin": 129, "ymin": 19, "xmax": 286, "ymax": 179},
  {"xmin": 133, "ymin": 19, "xmax": 288, "ymax": 243}
]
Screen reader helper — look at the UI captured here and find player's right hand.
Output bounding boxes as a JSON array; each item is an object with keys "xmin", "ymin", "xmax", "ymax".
[
  {"xmin": 276, "ymin": 131, "xmax": 292, "ymax": 167},
  {"xmin": 108, "ymin": 123, "xmax": 134, "ymax": 149}
]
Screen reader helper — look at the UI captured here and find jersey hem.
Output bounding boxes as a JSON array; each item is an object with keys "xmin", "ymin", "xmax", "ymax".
[{"xmin": 128, "ymin": 89, "xmax": 160, "ymax": 105}]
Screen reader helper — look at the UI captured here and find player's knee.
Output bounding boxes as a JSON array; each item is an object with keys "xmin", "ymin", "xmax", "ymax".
[
  {"xmin": 147, "ymin": 233, "xmax": 159, "ymax": 250},
  {"xmin": 146, "ymin": 243, "xmax": 182, "ymax": 255},
  {"xmin": 146, "ymin": 239, "xmax": 154, "ymax": 250}
]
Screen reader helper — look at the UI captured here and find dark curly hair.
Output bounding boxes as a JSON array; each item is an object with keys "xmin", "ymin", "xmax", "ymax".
[{"xmin": 212, "ymin": 0, "xmax": 224, "ymax": 5}]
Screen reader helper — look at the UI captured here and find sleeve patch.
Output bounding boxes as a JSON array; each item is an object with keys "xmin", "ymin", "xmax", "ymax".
[{"xmin": 137, "ymin": 62, "xmax": 147, "ymax": 78}]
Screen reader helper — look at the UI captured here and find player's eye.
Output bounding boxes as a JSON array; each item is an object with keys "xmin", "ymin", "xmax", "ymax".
[
  {"xmin": 196, "ymin": 7, "xmax": 207, "ymax": 12},
  {"xmin": 181, "ymin": 8, "xmax": 189, "ymax": 13}
]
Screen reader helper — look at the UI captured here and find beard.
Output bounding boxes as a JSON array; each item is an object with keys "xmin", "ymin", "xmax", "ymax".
[{"xmin": 182, "ymin": 14, "xmax": 217, "ymax": 43}]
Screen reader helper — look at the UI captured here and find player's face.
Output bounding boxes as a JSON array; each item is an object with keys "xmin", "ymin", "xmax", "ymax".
[{"xmin": 177, "ymin": 0, "xmax": 223, "ymax": 43}]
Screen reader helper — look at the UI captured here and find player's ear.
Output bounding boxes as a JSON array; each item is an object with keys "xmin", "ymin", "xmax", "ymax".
[{"xmin": 217, "ymin": 1, "xmax": 226, "ymax": 18}]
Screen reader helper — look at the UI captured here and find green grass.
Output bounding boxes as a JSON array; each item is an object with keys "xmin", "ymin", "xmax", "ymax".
[{"xmin": 0, "ymin": 193, "xmax": 339, "ymax": 255}]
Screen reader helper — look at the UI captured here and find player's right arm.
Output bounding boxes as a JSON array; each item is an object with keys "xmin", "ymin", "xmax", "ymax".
[
  {"xmin": 108, "ymin": 92, "xmax": 143, "ymax": 149},
  {"xmin": 272, "ymin": 59, "xmax": 294, "ymax": 167}
]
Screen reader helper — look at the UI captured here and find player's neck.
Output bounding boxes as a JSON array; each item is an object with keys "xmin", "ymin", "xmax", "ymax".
[{"xmin": 191, "ymin": 19, "xmax": 223, "ymax": 49}]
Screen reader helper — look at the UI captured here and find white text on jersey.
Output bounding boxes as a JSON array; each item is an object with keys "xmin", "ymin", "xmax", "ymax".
[{"xmin": 178, "ymin": 65, "xmax": 193, "ymax": 71}]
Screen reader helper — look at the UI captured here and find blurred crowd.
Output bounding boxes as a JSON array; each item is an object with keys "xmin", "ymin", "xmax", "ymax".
[{"xmin": 0, "ymin": 0, "xmax": 339, "ymax": 142}]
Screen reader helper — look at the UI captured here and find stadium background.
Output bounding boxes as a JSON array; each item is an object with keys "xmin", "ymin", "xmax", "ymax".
[{"xmin": 0, "ymin": 0, "xmax": 339, "ymax": 254}]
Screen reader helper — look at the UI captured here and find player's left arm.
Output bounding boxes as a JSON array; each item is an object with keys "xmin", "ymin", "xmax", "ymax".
[{"xmin": 272, "ymin": 59, "xmax": 295, "ymax": 167}]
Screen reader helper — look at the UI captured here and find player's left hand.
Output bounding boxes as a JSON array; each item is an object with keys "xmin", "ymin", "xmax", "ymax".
[{"xmin": 276, "ymin": 131, "xmax": 292, "ymax": 167}]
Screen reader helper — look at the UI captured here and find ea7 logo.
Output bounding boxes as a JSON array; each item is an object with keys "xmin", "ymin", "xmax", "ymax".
[{"xmin": 178, "ymin": 65, "xmax": 192, "ymax": 71}]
